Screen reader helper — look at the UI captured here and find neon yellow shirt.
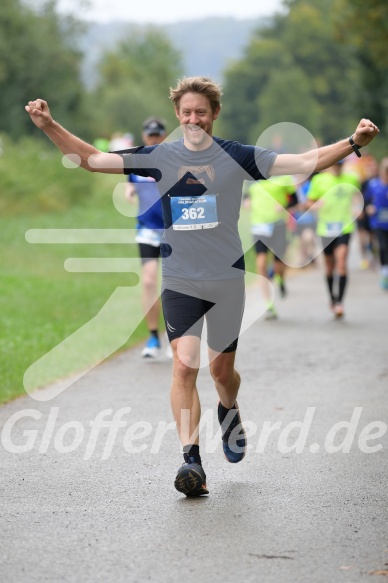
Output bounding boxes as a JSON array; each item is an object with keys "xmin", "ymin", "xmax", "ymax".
[
  {"xmin": 307, "ymin": 171, "xmax": 361, "ymax": 236},
  {"xmin": 248, "ymin": 177, "xmax": 295, "ymax": 225}
]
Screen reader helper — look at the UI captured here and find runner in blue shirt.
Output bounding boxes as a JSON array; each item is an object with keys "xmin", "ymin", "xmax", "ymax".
[
  {"xmin": 365, "ymin": 158, "xmax": 388, "ymax": 289},
  {"xmin": 125, "ymin": 118, "xmax": 171, "ymax": 359}
]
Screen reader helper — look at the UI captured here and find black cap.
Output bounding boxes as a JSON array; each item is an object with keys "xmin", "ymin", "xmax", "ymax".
[{"xmin": 142, "ymin": 118, "xmax": 166, "ymax": 136}]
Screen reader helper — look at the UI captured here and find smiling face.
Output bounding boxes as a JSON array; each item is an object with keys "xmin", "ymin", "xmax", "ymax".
[{"xmin": 175, "ymin": 92, "xmax": 220, "ymax": 151}]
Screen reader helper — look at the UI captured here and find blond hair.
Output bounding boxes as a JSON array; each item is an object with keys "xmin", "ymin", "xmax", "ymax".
[{"xmin": 169, "ymin": 77, "xmax": 223, "ymax": 113}]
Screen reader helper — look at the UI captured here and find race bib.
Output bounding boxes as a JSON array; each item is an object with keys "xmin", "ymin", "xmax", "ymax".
[
  {"xmin": 170, "ymin": 195, "xmax": 219, "ymax": 230},
  {"xmin": 251, "ymin": 223, "xmax": 275, "ymax": 237},
  {"xmin": 135, "ymin": 227, "xmax": 162, "ymax": 247},
  {"xmin": 325, "ymin": 222, "xmax": 344, "ymax": 236}
]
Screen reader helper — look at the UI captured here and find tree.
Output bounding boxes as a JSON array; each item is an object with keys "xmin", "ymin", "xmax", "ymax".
[
  {"xmin": 89, "ymin": 27, "xmax": 183, "ymax": 141},
  {"xmin": 0, "ymin": 0, "xmax": 85, "ymax": 139},
  {"xmin": 219, "ymin": 0, "xmax": 360, "ymax": 145},
  {"xmin": 249, "ymin": 68, "xmax": 322, "ymax": 144},
  {"xmin": 335, "ymin": 0, "xmax": 388, "ymax": 134},
  {"xmin": 335, "ymin": 0, "xmax": 388, "ymax": 68}
]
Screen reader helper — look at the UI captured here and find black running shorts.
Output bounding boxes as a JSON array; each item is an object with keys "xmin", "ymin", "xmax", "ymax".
[
  {"xmin": 138, "ymin": 243, "xmax": 161, "ymax": 264},
  {"xmin": 321, "ymin": 233, "xmax": 351, "ymax": 256},
  {"xmin": 253, "ymin": 221, "xmax": 287, "ymax": 262},
  {"xmin": 161, "ymin": 276, "xmax": 245, "ymax": 353}
]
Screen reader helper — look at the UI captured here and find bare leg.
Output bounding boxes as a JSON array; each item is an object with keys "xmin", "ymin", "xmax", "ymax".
[
  {"xmin": 274, "ymin": 258, "xmax": 287, "ymax": 297},
  {"xmin": 324, "ymin": 253, "xmax": 336, "ymax": 307},
  {"xmin": 209, "ymin": 349, "xmax": 240, "ymax": 408},
  {"xmin": 358, "ymin": 227, "xmax": 370, "ymax": 268},
  {"xmin": 334, "ymin": 243, "xmax": 349, "ymax": 310},
  {"xmin": 255, "ymin": 252, "xmax": 273, "ymax": 305},
  {"xmin": 209, "ymin": 348, "xmax": 246, "ymax": 464},
  {"xmin": 301, "ymin": 227, "xmax": 317, "ymax": 265},
  {"xmin": 141, "ymin": 259, "xmax": 160, "ymax": 330},
  {"xmin": 324, "ymin": 253, "xmax": 335, "ymax": 278},
  {"xmin": 334, "ymin": 243, "xmax": 348, "ymax": 277},
  {"xmin": 274, "ymin": 258, "xmax": 286, "ymax": 279},
  {"xmin": 170, "ymin": 336, "xmax": 201, "ymax": 446}
]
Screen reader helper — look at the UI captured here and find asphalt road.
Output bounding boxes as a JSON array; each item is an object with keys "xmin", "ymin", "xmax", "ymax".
[{"xmin": 1, "ymin": 246, "xmax": 387, "ymax": 583}]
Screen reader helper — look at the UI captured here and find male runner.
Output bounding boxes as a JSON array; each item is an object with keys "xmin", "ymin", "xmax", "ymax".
[
  {"xmin": 306, "ymin": 161, "xmax": 361, "ymax": 318},
  {"xmin": 246, "ymin": 176, "xmax": 298, "ymax": 319},
  {"xmin": 125, "ymin": 117, "xmax": 171, "ymax": 359},
  {"xmin": 364, "ymin": 158, "xmax": 388, "ymax": 290},
  {"xmin": 26, "ymin": 76, "xmax": 379, "ymax": 496}
]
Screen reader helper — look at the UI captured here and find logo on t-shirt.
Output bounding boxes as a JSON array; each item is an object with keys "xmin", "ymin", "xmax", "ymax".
[{"xmin": 178, "ymin": 165, "xmax": 215, "ymax": 184}]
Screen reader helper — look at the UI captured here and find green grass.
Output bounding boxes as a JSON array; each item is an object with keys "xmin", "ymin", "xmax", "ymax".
[{"xmin": 0, "ymin": 173, "xmax": 153, "ymax": 404}]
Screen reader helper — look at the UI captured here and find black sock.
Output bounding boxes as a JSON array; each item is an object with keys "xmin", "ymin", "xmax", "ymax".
[
  {"xmin": 338, "ymin": 275, "xmax": 347, "ymax": 303},
  {"xmin": 218, "ymin": 402, "xmax": 237, "ymax": 424},
  {"xmin": 183, "ymin": 444, "xmax": 201, "ymax": 466},
  {"xmin": 150, "ymin": 329, "xmax": 159, "ymax": 339},
  {"xmin": 326, "ymin": 275, "xmax": 336, "ymax": 303}
]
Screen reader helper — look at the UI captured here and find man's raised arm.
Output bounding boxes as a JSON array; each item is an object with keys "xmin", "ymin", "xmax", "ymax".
[
  {"xmin": 25, "ymin": 99, "xmax": 124, "ymax": 174},
  {"xmin": 270, "ymin": 118, "xmax": 379, "ymax": 177}
]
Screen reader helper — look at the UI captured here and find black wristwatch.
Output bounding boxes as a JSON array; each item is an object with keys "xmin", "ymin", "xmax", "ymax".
[{"xmin": 349, "ymin": 135, "xmax": 362, "ymax": 158}]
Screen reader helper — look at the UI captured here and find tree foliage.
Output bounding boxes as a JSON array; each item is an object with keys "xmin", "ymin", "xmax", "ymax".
[
  {"xmin": 335, "ymin": 0, "xmax": 388, "ymax": 68},
  {"xmin": 335, "ymin": 0, "xmax": 388, "ymax": 133},
  {"xmin": 219, "ymin": 0, "xmax": 368, "ymax": 145},
  {"xmin": 0, "ymin": 0, "xmax": 86, "ymax": 139},
  {"xmin": 250, "ymin": 67, "xmax": 322, "ymax": 144},
  {"xmin": 88, "ymin": 28, "xmax": 183, "ymax": 142}
]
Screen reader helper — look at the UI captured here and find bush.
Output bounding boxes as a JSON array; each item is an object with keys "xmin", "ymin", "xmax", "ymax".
[{"xmin": 0, "ymin": 134, "xmax": 94, "ymax": 215}]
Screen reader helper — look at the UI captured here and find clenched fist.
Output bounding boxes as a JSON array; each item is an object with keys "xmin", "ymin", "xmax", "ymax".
[
  {"xmin": 25, "ymin": 99, "xmax": 53, "ymax": 130},
  {"xmin": 353, "ymin": 118, "xmax": 380, "ymax": 148}
]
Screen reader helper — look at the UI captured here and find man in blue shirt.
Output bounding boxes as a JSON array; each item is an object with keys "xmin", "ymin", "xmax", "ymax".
[
  {"xmin": 365, "ymin": 158, "xmax": 388, "ymax": 289},
  {"xmin": 125, "ymin": 118, "xmax": 170, "ymax": 359}
]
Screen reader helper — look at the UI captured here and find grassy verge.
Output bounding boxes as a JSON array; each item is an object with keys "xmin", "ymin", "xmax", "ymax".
[{"xmin": 0, "ymin": 172, "xmax": 153, "ymax": 404}]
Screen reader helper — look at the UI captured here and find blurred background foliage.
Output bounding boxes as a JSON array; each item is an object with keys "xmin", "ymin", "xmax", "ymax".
[
  {"xmin": 0, "ymin": 0, "xmax": 387, "ymax": 211},
  {"xmin": 0, "ymin": 0, "xmax": 387, "ymax": 402},
  {"xmin": 220, "ymin": 0, "xmax": 388, "ymax": 146}
]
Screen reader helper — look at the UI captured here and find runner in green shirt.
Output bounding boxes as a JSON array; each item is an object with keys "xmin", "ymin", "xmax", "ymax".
[
  {"xmin": 247, "ymin": 176, "xmax": 298, "ymax": 319},
  {"xmin": 307, "ymin": 161, "xmax": 361, "ymax": 318}
]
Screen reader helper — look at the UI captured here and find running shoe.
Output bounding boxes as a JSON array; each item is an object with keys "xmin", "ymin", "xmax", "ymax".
[
  {"xmin": 218, "ymin": 402, "xmax": 247, "ymax": 464},
  {"xmin": 380, "ymin": 276, "xmax": 388, "ymax": 290},
  {"xmin": 267, "ymin": 265, "xmax": 275, "ymax": 279},
  {"xmin": 141, "ymin": 335, "xmax": 161, "ymax": 358},
  {"xmin": 174, "ymin": 462, "xmax": 209, "ymax": 496},
  {"xmin": 334, "ymin": 303, "xmax": 344, "ymax": 318},
  {"xmin": 264, "ymin": 305, "xmax": 278, "ymax": 320}
]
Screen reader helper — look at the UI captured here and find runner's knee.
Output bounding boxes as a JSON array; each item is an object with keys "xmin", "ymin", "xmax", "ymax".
[
  {"xmin": 210, "ymin": 361, "xmax": 235, "ymax": 387},
  {"xmin": 173, "ymin": 340, "xmax": 200, "ymax": 373}
]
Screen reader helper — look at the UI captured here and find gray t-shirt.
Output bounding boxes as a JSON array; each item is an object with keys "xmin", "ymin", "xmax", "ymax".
[{"xmin": 119, "ymin": 136, "xmax": 277, "ymax": 280}]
